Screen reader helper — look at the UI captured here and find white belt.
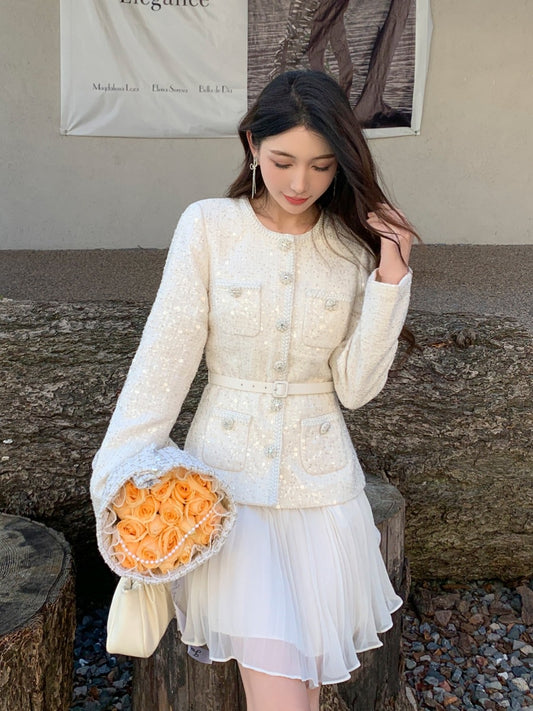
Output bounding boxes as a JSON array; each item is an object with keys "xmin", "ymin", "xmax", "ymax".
[{"xmin": 208, "ymin": 373, "xmax": 334, "ymax": 398}]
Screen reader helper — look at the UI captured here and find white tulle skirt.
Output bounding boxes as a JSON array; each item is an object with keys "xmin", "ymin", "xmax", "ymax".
[{"xmin": 170, "ymin": 490, "xmax": 402, "ymax": 689}]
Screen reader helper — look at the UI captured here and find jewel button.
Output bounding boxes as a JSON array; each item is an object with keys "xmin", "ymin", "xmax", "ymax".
[
  {"xmin": 280, "ymin": 272, "xmax": 293, "ymax": 285},
  {"xmin": 276, "ymin": 320, "xmax": 289, "ymax": 332},
  {"xmin": 320, "ymin": 422, "xmax": 331, "ymax": 435}
]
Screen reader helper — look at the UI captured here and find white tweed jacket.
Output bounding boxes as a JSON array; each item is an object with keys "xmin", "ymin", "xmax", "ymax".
[{"xmin": 90, "ymin": 197, "xmax": 411, "ymax": 517}]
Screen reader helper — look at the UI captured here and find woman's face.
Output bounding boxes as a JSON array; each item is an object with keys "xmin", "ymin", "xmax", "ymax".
[{"xmin": 249, "ymin": 126, "xmax": 337, "ymax": 219}]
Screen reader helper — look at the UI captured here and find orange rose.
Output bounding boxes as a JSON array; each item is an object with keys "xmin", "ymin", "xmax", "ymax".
[
  {"xmin": 113, "ymin": 540, "xmax": 143, "ymax": 571},
  {"xmin": 160, "ymin": 497, "xmax": 185, "ymax": 527},
  {"xmin": 113, "ymin": 501, "xmax": 136, "ymax": 520},
  {"xmin": 176, "ymin": 540, "xmax": 194, "ymax": 565},
  {"xmin": 123, "ymin": 480, "xmax": 147, "ymax": 507},
  {"xmin": 171, "ymin": 478, "xmax": 193, "ymax": 504},
  {"xmin": 147, "ymin": 514, "xmax": 166, "ymax": 537},
  {"xmin": 116, "ymin": 517, "xmax": 147, "ymax": 543},
  {"xmin": 129, "ymin": 494, "xmax": 158, "ymax": 524},
  {"xmin": 189, "ymin": 474, "xmax": 218, "ymax": 501},
  {"xmin": 191, "ymin": 504, "xmax": 225, "ymax": 545},
  {"xmin": 151, "ymin": 475, "xmax": 175, "ymax": 503},
  {"xmin": 136, "ymin": 534, "xmax": 163, "ymax": 570},
  {"xmin": 176, "ymin": 515, "xmax": 196, "ymax": 536},
  {"xmin": 185, "ymin": 495, "xmax": 214, "ymax": 522},
  {"xmin": 191, "ymin": 525, "xmax": 212, "ymax": 547},
  {"xmin": 158, "ymin": 526, "xmax": 185, "ymax": 558}
]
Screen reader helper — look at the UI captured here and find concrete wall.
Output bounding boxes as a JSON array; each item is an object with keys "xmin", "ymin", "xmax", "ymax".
[{"xmin": 1, "ymin": 0, "xmax": 531, "ymax": 249}]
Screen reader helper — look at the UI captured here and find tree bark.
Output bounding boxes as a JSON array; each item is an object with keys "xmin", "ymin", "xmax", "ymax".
[
  {"xmin": 0, "ymin": 514, "xmax": 76, "ymax": 711},
  {"xmin": 132, "ymin": 475, "xmax": 407, "ymax": 711}
]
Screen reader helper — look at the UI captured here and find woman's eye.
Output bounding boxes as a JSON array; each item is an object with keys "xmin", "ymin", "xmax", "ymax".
[
  {"xmin": 313, "ymin": 165, "xmax": 332, "ymax": 173},
  {"xmin": 274, "ymin": 162, "xmax": 291, "ymax": 169}
]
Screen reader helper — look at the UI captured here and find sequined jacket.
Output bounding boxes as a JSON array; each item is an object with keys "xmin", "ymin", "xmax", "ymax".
[{"xmin": 90, "ymin": 197, "xmax": 411, "ymax": 518}]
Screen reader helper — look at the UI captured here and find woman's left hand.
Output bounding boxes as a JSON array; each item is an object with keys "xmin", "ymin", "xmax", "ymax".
[{"xmin": 367, "ymin": 205, "xmax": 414, "ymax": 284}]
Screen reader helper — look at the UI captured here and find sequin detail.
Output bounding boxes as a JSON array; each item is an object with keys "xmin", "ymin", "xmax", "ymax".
[
  {"xmin": 91, "ymin": 197, "xmax": 412, "ymax": 515},
  {"xmin": 280, "ymin": 272, "xmax": 293, "ymax": 285}
]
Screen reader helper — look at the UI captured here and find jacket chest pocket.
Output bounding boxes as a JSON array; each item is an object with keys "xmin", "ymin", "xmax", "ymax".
[
  {"xmin": 211, "ymin": 282, "xmax": 261, "ymax": 337},
  {"xmin": 302, "ymin": 289, "xmax": 352, "ymax": 349},
  {"xmin": 202, "ymin": 408, "xmax": 251, "ymax": 472},
  {"xmin": 300, "ymin": 413, "xmax": 347, "ymax": 475}
]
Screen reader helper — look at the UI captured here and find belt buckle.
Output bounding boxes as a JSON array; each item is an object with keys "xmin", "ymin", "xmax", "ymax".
[{"xmin": 273, "ymin": 381, "xmax": 289, "ymax": 398}]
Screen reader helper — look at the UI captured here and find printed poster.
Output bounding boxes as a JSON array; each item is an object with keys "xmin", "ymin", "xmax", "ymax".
[
  {"xmin": 60, "ymin": 0, "xmax": 248, "ymax": 137},
  {"xmin": 248, "ymin": 0, "xmax": 432, "ymax": 137},
  {"xmin": 61, "ymin": 0, "xmax": 431, "ymax": 138}
]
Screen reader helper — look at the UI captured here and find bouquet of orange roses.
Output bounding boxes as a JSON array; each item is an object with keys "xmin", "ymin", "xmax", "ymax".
[
  {"xmin": 112, "ymin": 467, "xmax": 228, "ymax": 576},
  {"xmin": 97, "ymin": 446, "xmax": 237, "ymax": 584}
]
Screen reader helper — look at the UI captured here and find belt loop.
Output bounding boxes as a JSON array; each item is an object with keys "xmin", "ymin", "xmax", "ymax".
[{"xmin": 273, "ymin": 381, "xmax": 289, "ymax": 398}]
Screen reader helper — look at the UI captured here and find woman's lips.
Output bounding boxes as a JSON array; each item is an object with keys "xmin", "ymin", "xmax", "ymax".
[{"xmin": 284, "ymin": 195, "xmax": 309, "ymax": 205}]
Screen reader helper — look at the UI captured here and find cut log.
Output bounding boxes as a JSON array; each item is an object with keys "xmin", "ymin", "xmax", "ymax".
[
  {"xmin": 132, "ymin": 475, "xmax": 407, "ymax": 711},
  {"xmin": 1, "ymin": 301, "xmax": 530, "ymax": 585},
  {"xmin": 0, "ymin": 514, "xmax": 76, "ymax": 711}
]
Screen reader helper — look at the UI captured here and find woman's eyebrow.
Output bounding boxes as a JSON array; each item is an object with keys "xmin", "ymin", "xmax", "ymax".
[{"xmin": 269, "ymin": 149, "xmax": 336, "ymax": 160}]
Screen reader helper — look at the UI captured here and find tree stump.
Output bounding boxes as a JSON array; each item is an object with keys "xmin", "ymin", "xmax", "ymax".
[
  {"xmin": 0, "ymin": 513, "xmax": 76, "ymax": 711},
  {"xmin": 132, "ymin": 475, "xmax": 407, "ymax": 711}
]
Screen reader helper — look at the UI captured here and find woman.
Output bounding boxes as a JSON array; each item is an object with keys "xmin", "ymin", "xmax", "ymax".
[{"xmin": 91, "ymin": 70, "xmax": 414, "ymax": 711}]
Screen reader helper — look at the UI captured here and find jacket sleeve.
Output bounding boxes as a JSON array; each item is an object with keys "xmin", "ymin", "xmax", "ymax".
[
  {"xmin": 90, "ymin": 201, "xmax": 209, "ymax": 517},
  {"xmin": 329, "ymin": 266, "xmax": 412, "ymax": 410}
]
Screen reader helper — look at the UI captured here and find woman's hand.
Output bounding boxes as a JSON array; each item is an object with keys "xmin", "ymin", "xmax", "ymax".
[{"xmin": 367, "ymin": 205, "xmax": 414, "ymax": 284}]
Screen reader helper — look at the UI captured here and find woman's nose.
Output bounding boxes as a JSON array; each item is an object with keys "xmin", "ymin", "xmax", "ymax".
[{"xmin": 290, "ymin": 168, "xmax": 308, "ymax": 195}]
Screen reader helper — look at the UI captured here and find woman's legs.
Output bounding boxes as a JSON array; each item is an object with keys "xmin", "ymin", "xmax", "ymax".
[
  {"xmin": 307, "ymin": 683, "xmax": 321, "ymax": 711},
  {"xmin": 238, "ymin": 663, "xmax": 321, "ymax": 711}
]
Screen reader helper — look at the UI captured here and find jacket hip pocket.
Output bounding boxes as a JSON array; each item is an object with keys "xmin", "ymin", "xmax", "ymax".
[
  {"xmin": 300, "ymin": 413, "xmax": 347, "ymax": 475},
  {"xmin": 202, "ymin": 408, "xmax": 251, "ymax": 472}
]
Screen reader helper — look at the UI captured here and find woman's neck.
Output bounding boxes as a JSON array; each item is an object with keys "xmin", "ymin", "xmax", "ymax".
[{"xmin": 250, "ymin": 195, "xmax": 320, "ymax": 235}]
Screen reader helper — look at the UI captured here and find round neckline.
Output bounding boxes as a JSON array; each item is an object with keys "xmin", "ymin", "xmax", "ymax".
[{"xmin": 241, "ymin": 197, "xmax": 323, "ymax": 238}]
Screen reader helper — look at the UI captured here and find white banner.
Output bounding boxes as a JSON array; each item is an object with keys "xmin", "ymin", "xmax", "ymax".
[{"xmin": 60, "ymin": 0, "xmax": 248, "ymax": 137}]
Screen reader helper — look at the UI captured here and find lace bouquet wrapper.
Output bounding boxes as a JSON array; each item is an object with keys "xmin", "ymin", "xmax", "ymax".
[{"xmin": 96, "ymin": 446, "xmax": 237, "ymax": 584}]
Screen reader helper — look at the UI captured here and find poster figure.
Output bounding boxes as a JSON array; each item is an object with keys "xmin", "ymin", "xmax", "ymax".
[
  {"xmin": 250, "ymin": 0, "xmax": 430, "ymax": 136},
  {"xmin": 307, "ymin": 0, "xmax": 354, "ymax": 97}
]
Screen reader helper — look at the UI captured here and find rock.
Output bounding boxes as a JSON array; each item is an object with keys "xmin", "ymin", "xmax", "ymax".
[
  {"xmin": 517, "ymin": 586, "xmax": 533, "ymax": 625},
  {"xmin": 435, "ymin": 610, "xmax": 453, "ymax": 628},
  {"xmin": 509, "ymin": 676, "xmax": 529, "ymax": 692}
]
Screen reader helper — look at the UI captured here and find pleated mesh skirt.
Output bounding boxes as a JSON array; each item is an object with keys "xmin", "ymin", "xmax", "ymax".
[{"xmin": 170, "ymin": 489, "xmax": 402, "ymax": 689}]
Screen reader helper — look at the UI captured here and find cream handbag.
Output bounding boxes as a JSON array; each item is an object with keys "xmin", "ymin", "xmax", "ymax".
[{"xmin": 106, "ymin": 577, "xmax": 175, "ymax": 657}]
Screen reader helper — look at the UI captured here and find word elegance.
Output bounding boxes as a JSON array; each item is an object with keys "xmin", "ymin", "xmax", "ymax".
[{"xmin": 120, "ymin": 0, "xmax": 209, "ymax": 9}]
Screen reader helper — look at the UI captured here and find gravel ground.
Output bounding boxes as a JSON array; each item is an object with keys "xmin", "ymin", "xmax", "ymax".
[{"xmin": 71, "ymin": 580, "xmax": 533, "ymax": 711}]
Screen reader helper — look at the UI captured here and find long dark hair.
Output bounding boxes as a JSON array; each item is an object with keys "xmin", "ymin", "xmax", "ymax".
[
  {"xmin": 227, "ymin": 69, "xmax": 418, "ymax": 264},
  {"xmin": 227, "ymin": 69, "xmax": 418, "ymax": 350}
]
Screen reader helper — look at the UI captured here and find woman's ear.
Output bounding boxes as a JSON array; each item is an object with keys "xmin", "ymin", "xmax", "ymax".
[{"xmin": 246, "ymin": 130, "xmax": 257, "ymax": 157}]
